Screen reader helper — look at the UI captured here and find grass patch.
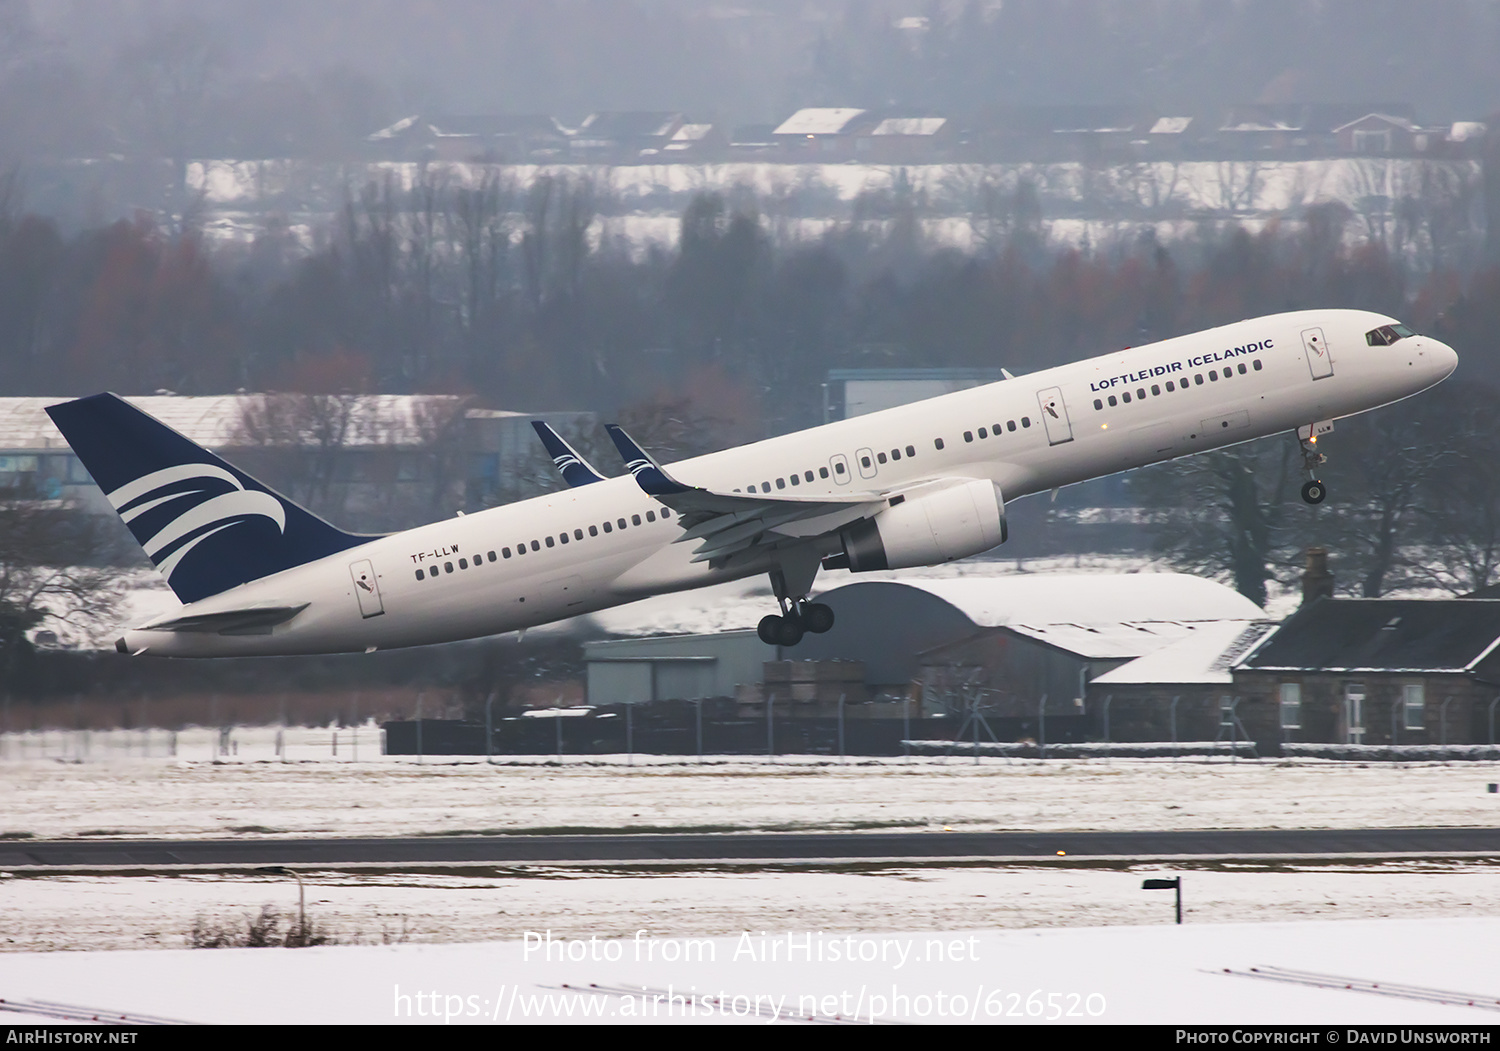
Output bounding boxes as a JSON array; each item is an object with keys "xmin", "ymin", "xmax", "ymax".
[
  {"xmin": 226, "ymin": 825, "xmax": 285, "ymax": 834},
  {"xmin": 188, "ymin": 905, "xmax": 334, "ymax": 949},
  {"xmin": 0, "ymin": 831, "xmax": 34, "ymax": 840}
]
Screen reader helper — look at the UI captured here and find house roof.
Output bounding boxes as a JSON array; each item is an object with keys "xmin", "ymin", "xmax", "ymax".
[
  {"xmin": 577, "ymin": 111, "xmax": 683, "ymax": 141},
  {"xmin": 773, "ymin": 108, "xmax": 867, "ymax": 136},
  {"xmin": 1331, "ymin": 113, "xmax": 1420, "ymax": 135},
  {"xmin": 1237, "ymin": 598, "xmax": 1500, "ymax": 674},
  {"xmin": 1093, "ymin": 620, "xmax": 1275, "ymax": 684},
  {"xmin": 871, "ymin": 117, "xmax": 947, "ymax": 137}
]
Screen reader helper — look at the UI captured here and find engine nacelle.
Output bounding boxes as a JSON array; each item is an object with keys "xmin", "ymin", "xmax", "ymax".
[{"xmin": 838, "ymin": 479, "xmax": 1007, "ymax": 572}]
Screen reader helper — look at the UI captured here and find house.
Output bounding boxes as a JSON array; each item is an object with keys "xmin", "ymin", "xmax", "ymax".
[
  {"xmin": 366, "ymin": 115, "xmax": 569, "ymax": 162},
  {"xmin": 771, "ymin": 108, "xmax": 872, "ymax": 158},
  {"xmin": 1231, "ymin": 597, "xmax": 1500, "ymax": 748},
  {"xmin": 569, "ymin": 112, "xmax": 685, "ymax": 161}
]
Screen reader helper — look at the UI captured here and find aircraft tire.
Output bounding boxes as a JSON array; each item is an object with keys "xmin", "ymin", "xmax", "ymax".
[
  {"xmin": 775, "ymin": 615, "xmax": 805, "ymax": 647},
  {"xmin": 802, "ymin": 603, "xmax": 835, "ymax": 634},
  {"xmin": 757, "ymin": 615, "xmax": 784, "ymax": 645},
  {"xmin": 1301, "ymin": 480, "xmax": 1327, "ymax": 505}
]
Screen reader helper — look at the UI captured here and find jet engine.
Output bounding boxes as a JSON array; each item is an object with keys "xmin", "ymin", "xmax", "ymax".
[{"xmin": 836, "ymin": 479, "xmax": 1007, "ymax": 572}]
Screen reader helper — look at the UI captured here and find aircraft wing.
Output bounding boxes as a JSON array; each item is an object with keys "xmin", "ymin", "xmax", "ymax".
[
  {"xmin": 603, "ymin": 424, "xmax": 887, "ymax": 564},
  {"xmin": 531, "ymin": 421, "xmax": 607, "ymax": 487}
]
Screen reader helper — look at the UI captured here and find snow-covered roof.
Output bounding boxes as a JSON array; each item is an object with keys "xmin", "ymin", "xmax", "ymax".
[
  {"xmin": 1449, "ymin": 121, "xmax": 1487, "ymax": 142},
  {"xmin": 367, "ymin": 115, "xmax": 420, "ymax": 141},
  {"xmin": 872, "ymin": 118, "xmax": 946, "ymax": 137},
  {"xmin": 0, "ymin": 395, "xmax": 471, "ymax": 451},
  {"xmin": 863, "ymin": 573, "xmax": 1264, "ymax": 627},
  {"xmin": 1149, "ymin": 117, "xmax": 1193, "ymax": 135},
  {"xmin": 774, "ymin": 108, "xmax": 867, "ymax": 136},
  {"xmin": 670, "ymin": 124, "xmax": 715, "ymax": 143},
  {"xmin": 1092, "ymin": 621, "xmax": 1275, "ymax": 684},
  {"xmin": 1331, "ymin": 113, "xmax": 1419, "ymax": 134}
]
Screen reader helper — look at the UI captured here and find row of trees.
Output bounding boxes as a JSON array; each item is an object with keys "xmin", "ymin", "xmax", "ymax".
[{"xmin": 5, "ymin": 173, "xmax": 1500, "ymax": 410}]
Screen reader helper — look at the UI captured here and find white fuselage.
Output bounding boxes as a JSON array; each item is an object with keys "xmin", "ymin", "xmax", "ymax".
[{"xmin": 122, "ymin": 309, "xmax": 1457, "ymax": 656}]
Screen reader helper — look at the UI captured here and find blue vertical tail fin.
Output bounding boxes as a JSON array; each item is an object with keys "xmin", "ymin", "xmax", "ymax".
[{"xmin": 45, "ymin": 393, "xmax": 374, "ymax": 603}]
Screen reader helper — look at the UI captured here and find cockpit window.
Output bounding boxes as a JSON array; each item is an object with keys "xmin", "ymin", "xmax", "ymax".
[{"xmin": 1366, "ymin": 323, "xmax": 1415, "ymax": 346}]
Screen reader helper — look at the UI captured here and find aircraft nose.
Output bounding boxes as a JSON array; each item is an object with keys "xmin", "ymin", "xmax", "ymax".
[{"xmin": 1425, "ymin": 337, "xmax": 1459, "ymax": 381}]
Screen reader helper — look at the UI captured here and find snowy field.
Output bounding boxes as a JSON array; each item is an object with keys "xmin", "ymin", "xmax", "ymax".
[
  {"xmin": 5, "ymin": 748, "xmax": 1500, "ymax": 841},
  {"xmin": 1, "ymin": 916, "xmax": 1497, "ymax": 1024},
  {"xmin": 6, "ymin": 754, "xmax": 1500, "ymax": 1023}
]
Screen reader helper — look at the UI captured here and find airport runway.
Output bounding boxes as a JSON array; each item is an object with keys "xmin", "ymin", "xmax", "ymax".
[{"xmin": 6, "ymin": 827, "xmax": 1500, "ymax": 870}]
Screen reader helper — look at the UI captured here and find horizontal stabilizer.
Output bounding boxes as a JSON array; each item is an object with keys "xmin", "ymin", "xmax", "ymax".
[
  {"xmin": 133, "ymin": 603, "xmax": 310, "ymax": 638},
  {"xmin": 531, "ymin": 421, "xmax": 606, "ymax": 487}
]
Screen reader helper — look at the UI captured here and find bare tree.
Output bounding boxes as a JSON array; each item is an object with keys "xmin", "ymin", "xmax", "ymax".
[
  {"xmin": 0, "ymin": 500, "xmax": 126, "ymax": 682},
  {"xmin": 1135, "ymin": 436, "xmax": 1302, "ymax": 608}
]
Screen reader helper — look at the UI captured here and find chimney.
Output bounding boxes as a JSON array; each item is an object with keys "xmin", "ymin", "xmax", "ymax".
[{"xmin": 1301, "ymin": 547, "xmax": 1334, "ymax": 605}]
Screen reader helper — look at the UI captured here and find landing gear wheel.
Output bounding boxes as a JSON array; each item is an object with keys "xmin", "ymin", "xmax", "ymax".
[
  {"xmin": 801, "ymin": 603, "xmax": 835, "ymax": 634},
  {"xmin": 775, "ymin": 615, "xmax": 805, "ymax": 647},
  {"xmin": 1301, "ymin": 479, "xmax": 1327, "ymax": 505},
  {"xmin": 757, "ymin": 615, "xmax": 784, "ymax": 645}
]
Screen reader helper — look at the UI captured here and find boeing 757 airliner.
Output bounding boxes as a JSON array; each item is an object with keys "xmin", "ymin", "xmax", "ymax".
[{"xmin": 44, "ymin": 309, "xmax": 1456, "ymax": 656}]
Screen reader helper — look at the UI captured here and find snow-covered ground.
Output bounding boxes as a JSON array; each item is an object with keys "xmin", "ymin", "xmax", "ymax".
[
  {"xmin": 5, "ymin": 748, "xmax": 1500, "ymax": 841},
  {"xmin": 6, "ymin": 753, "xmax": 1500, "ymax": 1022},
  {"xmin": 1, "ymin": 915, "xmax": 1497, "ymax": 1023},
  {"xmin": 6, "ymin": 858, "xmax": 1500, "ymax": 955}
]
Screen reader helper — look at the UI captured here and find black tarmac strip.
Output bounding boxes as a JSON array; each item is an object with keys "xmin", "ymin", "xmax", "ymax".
[{"xmin": 5, "ymin": 827, "xmax": 1500, "ymax": 871}]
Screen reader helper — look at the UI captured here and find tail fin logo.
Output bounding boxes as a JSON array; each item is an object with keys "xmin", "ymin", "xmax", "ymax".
[{"xmin": 107, "ymin": 464, "xmax": 287, "ymax": 584}]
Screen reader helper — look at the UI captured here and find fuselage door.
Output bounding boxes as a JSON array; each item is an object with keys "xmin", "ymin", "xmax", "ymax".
[
  {"xmin": 349, "ymin": 559, "xmax": 385, "ymax": 619},
  {"xmin": 829, "ymin": 453, "xmax": 852, "ymax": 486},
  {"xmin": 1036, "ymin": 386, "xmax": 1074, "ymax": 446},
  {"xmin": 855, "ymin": 447, "xmax": 878, "ymax": 480},
  {"xmin": 1302, "ymin": 327, "xmax": 1334, "ymax": 380}
]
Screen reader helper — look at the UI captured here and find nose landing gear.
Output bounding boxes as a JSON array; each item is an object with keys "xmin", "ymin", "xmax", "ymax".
[{"xmin": 1296, "ymin": 423, "xmax": 1331, "ymax": 505}]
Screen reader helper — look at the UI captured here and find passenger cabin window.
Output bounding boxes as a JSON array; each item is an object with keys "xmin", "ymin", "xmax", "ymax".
[
  {"xmin": 905, "ymin": 445, "xmax": 915, "ymax": 457},
  {"xmin": 877, "ymin": 452, "xmax": 887, "ymax": 464},
  {"xmin": 1021, "ymin": 417, "xmax": 1031, "ymax": 428},
  {"xmin": 933, "ymin": 438, "xmax": 944, "ymax": 450}
]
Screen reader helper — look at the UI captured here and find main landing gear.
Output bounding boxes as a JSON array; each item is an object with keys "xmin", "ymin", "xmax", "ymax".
[
  {"xmin": 1297, "ymin": 426, "xmax": 1328, "ymax": 505},
  {"xmin": 757, "ymin": 557, "xmax": 834, "ymax": 647}
]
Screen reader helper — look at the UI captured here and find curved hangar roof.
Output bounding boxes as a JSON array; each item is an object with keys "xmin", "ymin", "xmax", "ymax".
[
  {"xmin": 793, "ymin": 573, "xmax": 1265, "ymax": 679},
  {"xmin": 829, "ymin": 574, "xmax": 1263, "ymax": 627}
]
